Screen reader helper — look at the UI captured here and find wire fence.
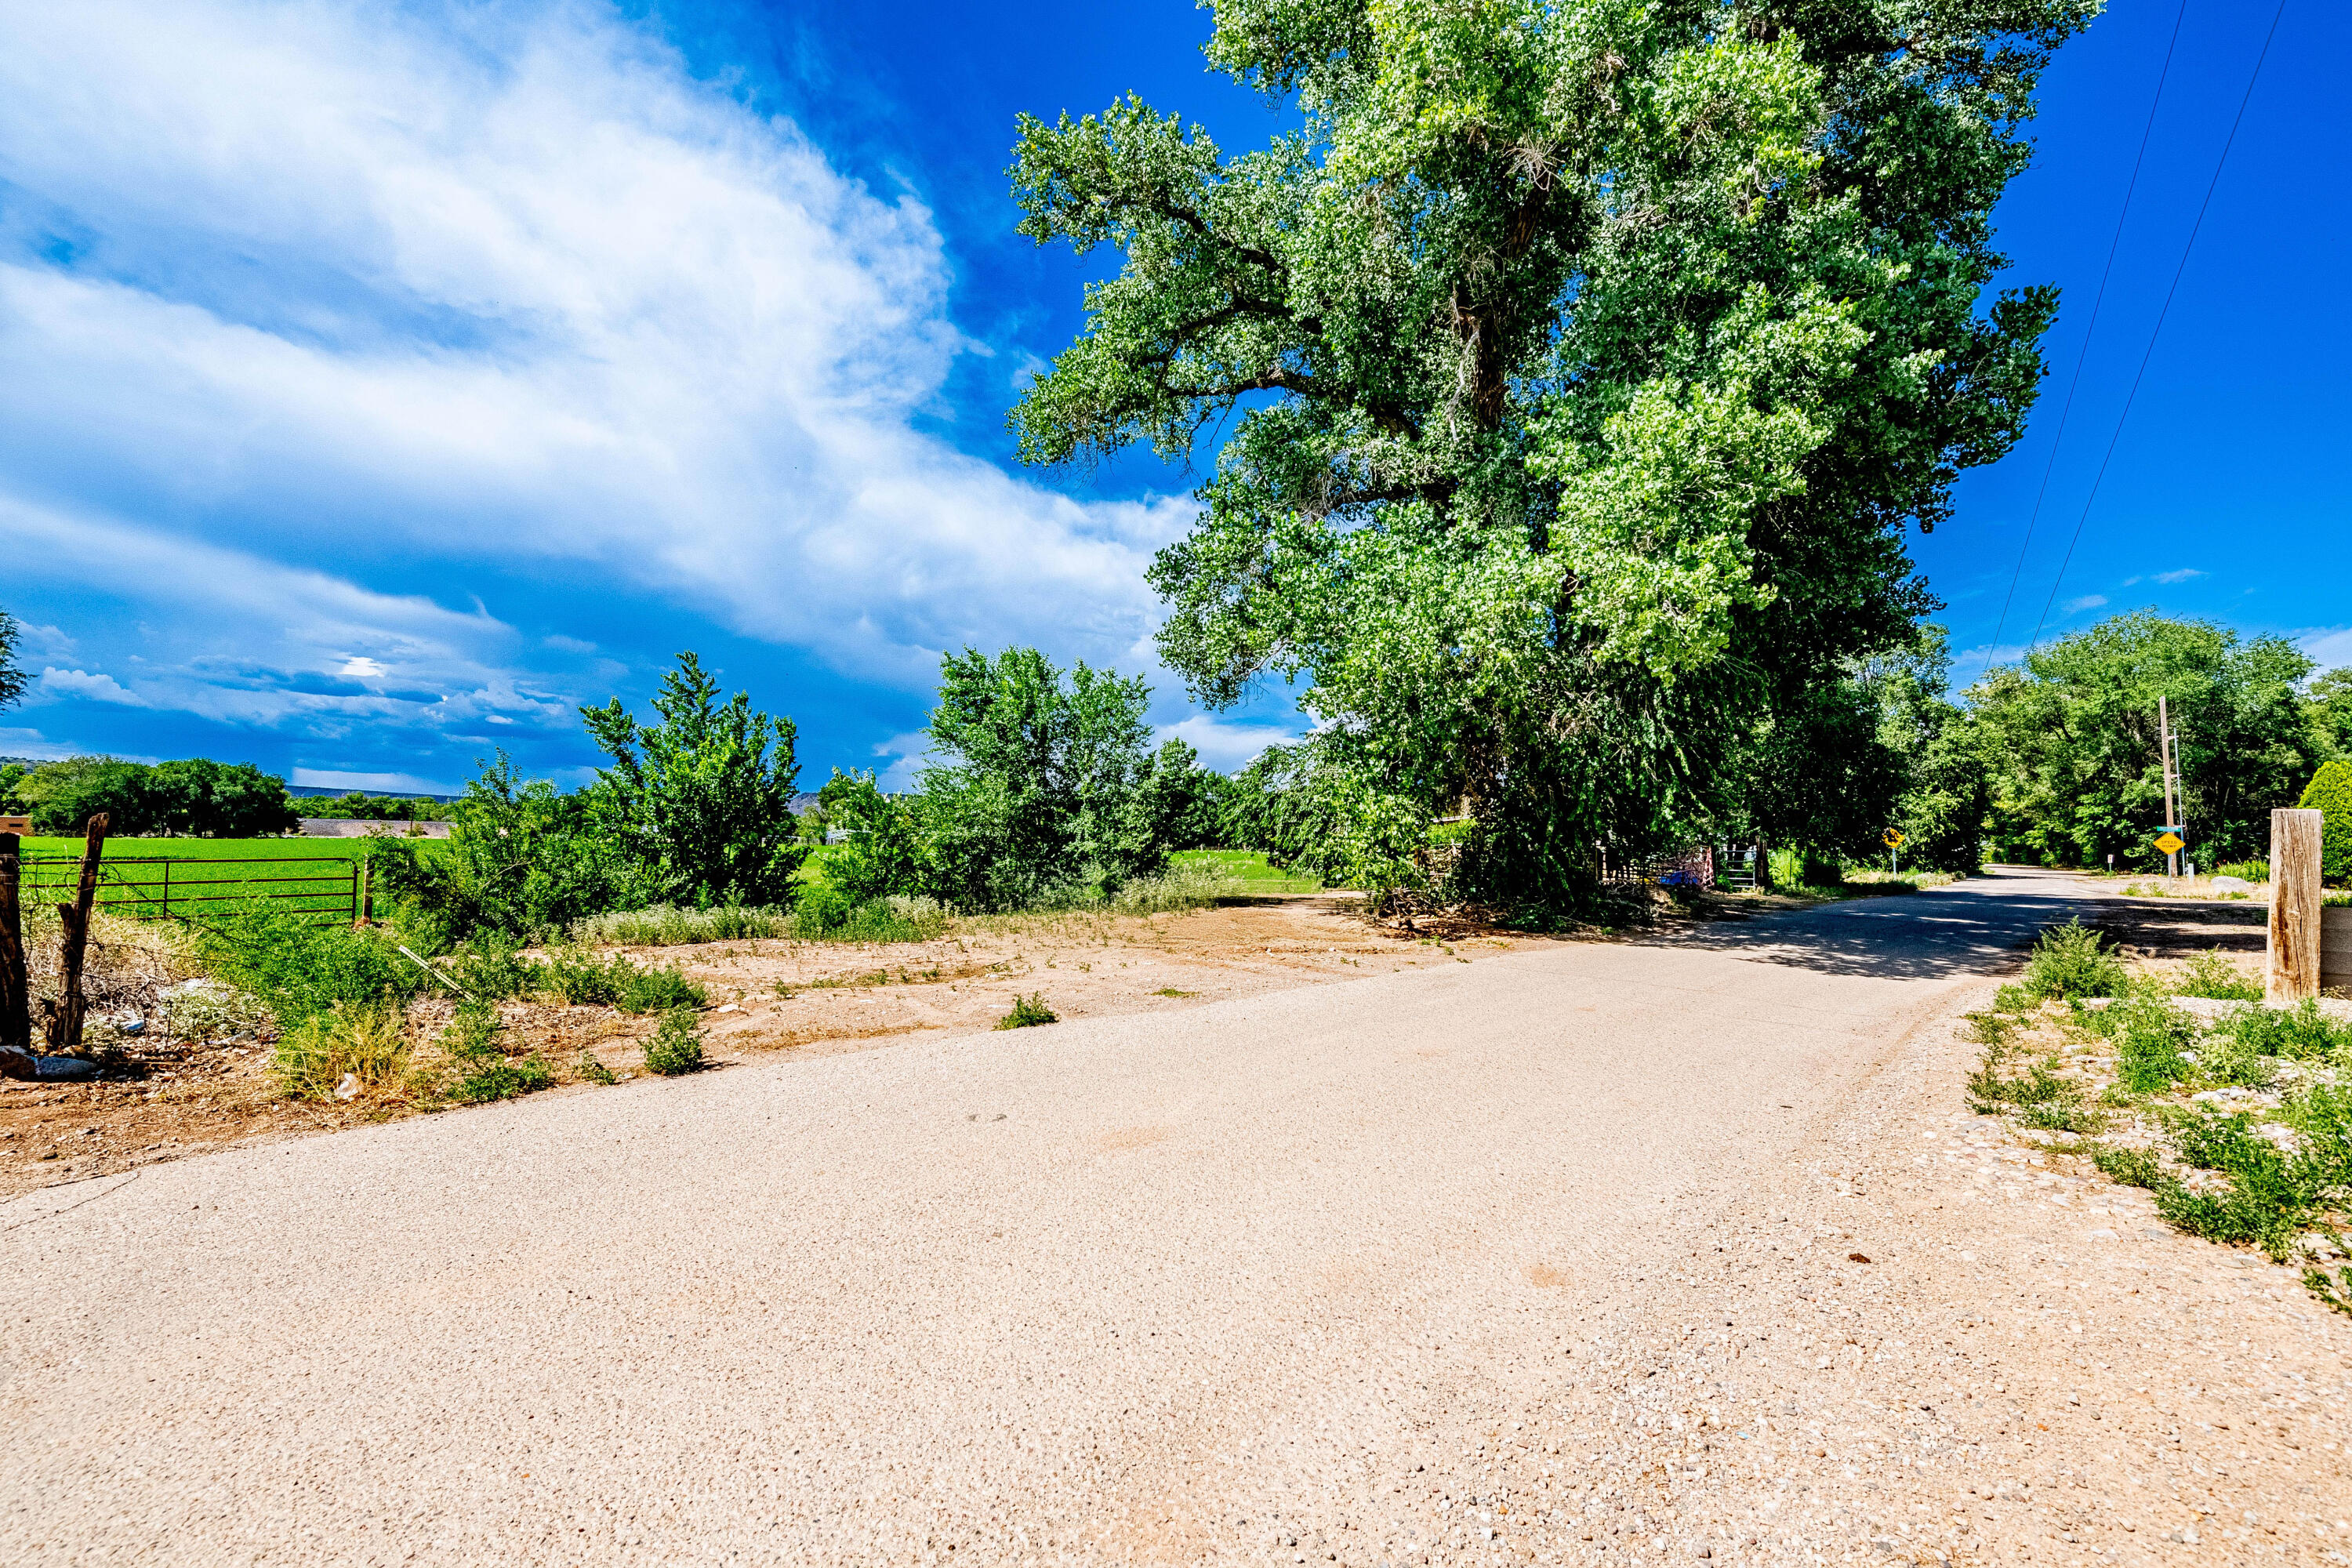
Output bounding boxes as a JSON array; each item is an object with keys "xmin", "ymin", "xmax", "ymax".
[{"xmin": 17, "ymin": 855, "xmax": 362, "ymax": 925}]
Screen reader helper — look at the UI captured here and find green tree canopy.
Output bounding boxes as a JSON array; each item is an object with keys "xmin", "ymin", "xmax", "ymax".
[
  {"xmin": 919, "ymin": 646, "xmax": 1163, "ymax": 909},
  {"xmin": 1971, "ymin": 612, "xmax": 2321, "ymax": 870},
  {"xmin": 582, "ymin": 652, "xmax": 805, "ymax": 908},
  {"xmin": 1011, "ymin": 0, "xmax": 2089, "ymax": 902}
]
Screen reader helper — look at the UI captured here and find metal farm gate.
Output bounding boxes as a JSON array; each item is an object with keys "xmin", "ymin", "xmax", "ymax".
[{"xmin": 17, "ymin": 855, "xmax": 363, "ymax": 925}]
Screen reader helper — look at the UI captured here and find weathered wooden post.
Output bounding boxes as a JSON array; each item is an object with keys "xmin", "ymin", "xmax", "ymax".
[
  {"xmin": 0, "ymin": 829, "xmax": 28, "ymax": 1062},
  {"xmin": 2268, "ymin": 808, "xmax": 2323, "ymax": 1004},
  {"xmin": 39, "ymin": 814, "xmax": 109, "ymax": 1054}
]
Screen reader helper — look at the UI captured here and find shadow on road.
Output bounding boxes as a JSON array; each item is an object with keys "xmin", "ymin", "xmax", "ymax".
[{"xmin": 1631, "ymin": 870, "xmax": 2103, "ymax": 982}]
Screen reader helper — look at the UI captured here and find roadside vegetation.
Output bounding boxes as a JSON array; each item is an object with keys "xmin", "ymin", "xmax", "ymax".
[{"xmin": 1963, "ymin": 921, "xmax": 2352, "ymax": 1313}]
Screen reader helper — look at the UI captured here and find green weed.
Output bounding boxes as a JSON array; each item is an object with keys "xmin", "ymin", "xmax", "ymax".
[
  {"xmin": 643, "ymin": 1008, "xmax": 706, "ymax": 1076},
  {"xmin": 1966, "ymin": 1040, "xmax": 2102, "ymax": 1133},
  {"xmin": 541, "ymin": 945, "xmax": 624, "ymax": 1005},
  {"xmin": 448, "ymin": 935, "xmax": 546, "ymax": 1001},
  {"xmin": 437, "ymin": 1000, "xmax": 554, "ymax": 1105},
  {"xmin": 2020, "ymin": 920, "xmax": 2128, "ymax": 1002},
  {"xmin": 2172, "ymin": 949, "xmax": 2263, "ymax": 1002},
  {"xmin": 996, "ymin": 993, "xmax": 1056, "ymax": 1029},
  {"xmin": 2088, "ymin": 994, "xmax": 2197, "ymax": 1094},
  {"xmin": 575, "ymin": 1050, "xmax": 619, "ymax": 1085},
  {"xmin": 2216, "ymin": 1000, "xmax": 2352, "ymax": 1062},
  {"xmin": 615, "ymin": 961, "xmax": 706, "ymax": 1014}
]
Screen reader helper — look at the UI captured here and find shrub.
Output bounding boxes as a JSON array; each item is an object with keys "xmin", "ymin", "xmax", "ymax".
[
  {"xmin": 274, "ymin": 1002, "xmax": 410, "ymax": 1100},
  {"xmin": 2020, "ymin": 920, "xmax": 2127, "ymax": 1001},
  {"xmin": 996, "ymin": 993, "xmax": 1057, "ymax": 1029},
  {"xmin": 437, "ymin": 1000, "xmax": 554, "ymax": 1105},
  {"xmin": 541, "ymin": 945, "xmax": 623, "ymax": 1005},
  {"xmin": 790, "ymin": 886, "xmax": 948, "ymax": 943},
  {"xmin": 448, "ymin": 935, "xmax": 546, "ymax": 1001},
  {"xmin": 615, "ymin": 962, "xmax": 706, "ymax": 1014},
  {"xmin": 2154, "ymin": 1108, "xmax": 2316, "ymax": 1260},
  {"xmin": 364, "ymin": 753, "xmax": 626, "ymax": 944},
  {"xmin": 2172, "ymin": 949, "xmax": 2261, "ymax": 1001},
  {"xmin": 643, "ymin": 1007, "xmax": 706, "ymax": 1075},
  {"xmin": 2299, "ymin": 760, "xmax": 2352, "ymax": 882},
  {"xmin": 2216, "ymin": 1000, "xmax": 2352, "ymax": 1062},
  {"xmin": 572, "ymin": 905, "xmax": 787, "ymax": 946},
  {"xmin": 2213, "ymin": 859, "xmax": 2268, "ymax": 884},
  {"xmin": 575, "ymin": 1050, "xmax": 619, "ymax": 1085},
  {"xmin": 198, "ymin": 906, "xmax": 425, "ymax": 1030}
]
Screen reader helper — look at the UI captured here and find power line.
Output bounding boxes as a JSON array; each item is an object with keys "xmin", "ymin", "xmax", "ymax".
[
  {"xmin": 2022, "ymin": 0, "xmax": 2291, "ymax": 655},
  {"xmin": 1979, "ymin": 0, "xmax": 2188, "ymax": 681}
]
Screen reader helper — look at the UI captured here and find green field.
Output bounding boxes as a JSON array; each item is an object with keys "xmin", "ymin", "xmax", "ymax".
[
  {"xmin": 11, "ymin": 836, "xmax": 379, "ymax": 922},
  {"xmin": 1170, "ymin": 848, "xmax": 1322, "ymax": 894}
]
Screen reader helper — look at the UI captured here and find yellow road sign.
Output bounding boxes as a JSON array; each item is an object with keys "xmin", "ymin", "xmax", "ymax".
[
  {"xmin": 1882, "ymin": 828, "xmax": 1905, "ymax": 848},
  {"xmin": 2154, "ymin": 831, "xmax": 2184, "ymax": 855}
]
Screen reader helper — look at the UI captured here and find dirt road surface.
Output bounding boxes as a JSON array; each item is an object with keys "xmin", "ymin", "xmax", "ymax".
[{"xmin": 4, "ymin": 869, "xmax": 2346, "ymax": 1566}]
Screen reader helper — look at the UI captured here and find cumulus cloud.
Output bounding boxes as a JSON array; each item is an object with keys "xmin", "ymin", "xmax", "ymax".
[
  {"xmin": 2304, "ymin": 629, "xmax": 2352, "ymax": 672},
  {"xmin": 0, "ymin": 0, "xmax": 1189, "ymax": 731},
  {"xmin": 2061, "ymin": 594, "xmax": 2108, "ymax": 615},
  {"xmin": 35, "ymin": 669, "xmax": 147, "ymax": 706}
]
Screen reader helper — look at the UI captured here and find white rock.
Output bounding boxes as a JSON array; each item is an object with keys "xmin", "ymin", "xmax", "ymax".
[{"xmin": 2210, "ymin": 876, "xmax": 2253, "ymax": 893}]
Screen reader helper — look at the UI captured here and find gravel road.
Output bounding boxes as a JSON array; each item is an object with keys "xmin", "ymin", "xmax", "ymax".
[{"xmin": 0, "ymin": 869, "xmax": 2222, "ymax": 1566}]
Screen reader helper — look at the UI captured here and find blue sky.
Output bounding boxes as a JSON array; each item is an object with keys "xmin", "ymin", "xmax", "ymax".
[{"xmin": 0, "ymin": 1, "xmax": 2343, "ymax": 795}]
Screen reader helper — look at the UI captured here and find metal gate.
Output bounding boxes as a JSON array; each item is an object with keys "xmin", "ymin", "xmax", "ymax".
[{"xmin": 17, "ymin": 855, "xmax": 361, "ymax": 924}]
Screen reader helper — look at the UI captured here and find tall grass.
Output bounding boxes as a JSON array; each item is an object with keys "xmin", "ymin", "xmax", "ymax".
[
  {"xmin": 573, "ymin": 905, "xmax": 791, "ymax": 946},
  {"xmin": 273, "ymin": 1002, "xmax": 411, "ymax": 1100}
]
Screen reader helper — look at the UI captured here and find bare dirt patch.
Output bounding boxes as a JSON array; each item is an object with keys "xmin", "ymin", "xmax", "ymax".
[{"xmin": 0, "ymin": 894, "xmax": 1555, "ymax": 1202}]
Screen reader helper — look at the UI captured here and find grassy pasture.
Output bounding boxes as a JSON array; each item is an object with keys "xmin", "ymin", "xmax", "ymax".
[
  {"xmin": 1168, "ymin": 848, "xmax": 1322, "ymax": 894},
  {"xmin": 11, "ymin": 836, "xmax": 379, "ymax": 922}
]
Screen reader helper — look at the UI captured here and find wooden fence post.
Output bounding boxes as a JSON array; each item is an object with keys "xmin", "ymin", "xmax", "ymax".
[
  {"xmin": 0, "ymin": 831, "xmax": 27, "ymax": 1060},
  {"xmin": 2268, "ymin": 807, "xmax": 2324, "ymax": 1004},
  {"xmin": 38, "ymin": 814, "xmax": 109, "ymax": 1054}
]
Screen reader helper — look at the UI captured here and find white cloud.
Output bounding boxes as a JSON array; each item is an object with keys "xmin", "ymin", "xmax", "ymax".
[
  {"xmin": 2151, "ymin": 568, "xmax": 2206, "ymax": 585},
  {"xmin": 1163, "ymin": 714, "xmax": 1298, "ymax": 773},
  {"xmin": 338, "ymin": 656, "xmax": 388, "ymax": 679},
  {"xmin": 0, "ymin": 0, "xmax": 1189, "ymax": 710},
  {"xmin": 2062, "ymin": 594, "xmax": 2108, "ymax": 615},
  {"xmin": 2303, "ymin": 628, "xmax": 2352, "ymax": 672},
  {"xmin": 35, "ymin": 668, "xmax": 147, "ymax": 706}
]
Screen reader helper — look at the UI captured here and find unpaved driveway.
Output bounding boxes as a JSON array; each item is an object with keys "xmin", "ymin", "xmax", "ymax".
[{"xmin": 3, "ymin": 869, "xmax": 2341, "ymax": 1566}]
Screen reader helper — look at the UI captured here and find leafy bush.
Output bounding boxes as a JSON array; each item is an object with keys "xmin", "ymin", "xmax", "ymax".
[
  {"xmin": 2020, "ymin": 920, "xmax": 2127, "ymax": 1001},
  {"xmin": 583, "ymin": 652, "xmax": 807, "ymax": 907},
  {"xmin": 198, "ymin": 906, "xmax": 425, "ymax": 1029},
  {"xmin": 273, "ymin": 1002, "xmax": 410, "ymax": 1100},
  {"xmin": 437, "ymin": 1000, "xmax": 554, "ymax": 1105},
  {"xmin": 615, "ymin": 962, "xmax": 706, "ymax": 1014},
  {"xmin": 11, "ymin": 755, "xmax": 299, "ymax": 837},
  {"xmin": 448, "ymin": 935, "xmax": 546, "ymax": 1001},
  {"xmin": 2299, "ymin": 760, "xmax": 2352, "ymax": 883},
  {"xmin": 642, "ymin": 1008, "xmax": 706, "ymax": 1075},
  {"xmin": 996, "ymin": 993, "xmax": 1056, "ymax": 1029},
  {"xmin": 2154, "ymin": 1108, "xmax": 2318, "ymax": 1260},
  {"xmin": 2212, "ymin": 859, "xmax": 2268, "ymax": 884},
  {"xmin": 2172, "ymin": 949, "xmax": 2261, "ymax": 1001},
  {"xmin": 572, "ymin": 905, "xmax": 788, "ymax": 946},
  {"xmin": 541, "ymin": 945, "xmax": 623, "ymax": 1005},
  {"xmin": 790, "ymin": 886, "xmax": 948, "ymax": 943},
  {"xmin": 2216, "ymin": 1000, "xmax": 2352, "ymax": 1062},
  {"xmin": 365, "ymin": 753, "xmax": 624, "ymax": 943},
  {"xmin": 540, "ymin": 947, "xmax": 707, "ymax": 1012}
]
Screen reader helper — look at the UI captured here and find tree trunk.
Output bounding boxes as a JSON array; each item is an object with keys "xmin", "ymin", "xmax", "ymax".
[{"xmin": 38, "ymin": 815, "xmax": 109, "ymax": 1054}]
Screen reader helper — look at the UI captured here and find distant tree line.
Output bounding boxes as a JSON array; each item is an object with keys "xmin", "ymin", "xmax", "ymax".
[
  {"xmin": 369, "ymin": 648, "xmax": 1234, "ymax": 943},
  {"xmin": 0, "ymin": 756, "xmax": 299, "ymax": 838}
]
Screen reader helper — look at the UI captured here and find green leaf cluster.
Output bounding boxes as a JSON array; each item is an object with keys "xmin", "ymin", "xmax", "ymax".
[
  {"xmin": 2297, "ymin": 760, "xmax": 2352, "ymax": 882},
  {"xmin": 1010, "ymin": 0, "xmax": 2094, "ymax": 898}
]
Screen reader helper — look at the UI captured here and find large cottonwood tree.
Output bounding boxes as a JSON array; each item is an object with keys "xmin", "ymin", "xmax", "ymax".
[{"xmin": 1011, "ymin": 0, "xmax": 2090, "ymax": 902}]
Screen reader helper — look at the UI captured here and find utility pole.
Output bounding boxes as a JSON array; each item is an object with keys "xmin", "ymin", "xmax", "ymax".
[{"xmin": 2158, "ymin": 695, "xmax": 2180, "ymax": 877}]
